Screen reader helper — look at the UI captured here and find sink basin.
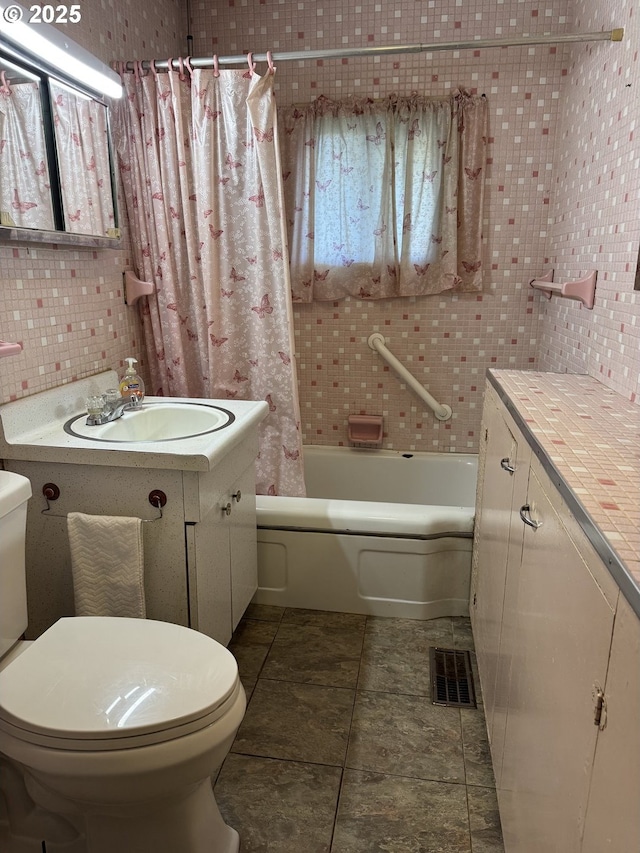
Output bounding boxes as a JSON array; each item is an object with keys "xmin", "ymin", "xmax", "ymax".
[{"xmin": 64, "ymin": 402, "xmax": 235, "ymax": 443}]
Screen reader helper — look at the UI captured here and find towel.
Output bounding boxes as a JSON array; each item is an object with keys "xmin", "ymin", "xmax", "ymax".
[{"xmin": 68, "ymin": 512, "xmax": 146, "ymax": 618}]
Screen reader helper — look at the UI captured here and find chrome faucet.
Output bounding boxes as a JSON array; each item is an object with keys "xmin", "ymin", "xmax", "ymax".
[{"xmin": 85, "ymin": 393, "xmax": 142, "ymax": 426}]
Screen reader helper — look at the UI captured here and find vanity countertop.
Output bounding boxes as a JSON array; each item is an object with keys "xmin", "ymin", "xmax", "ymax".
[
  {"xmin": 488, "ymin": 369, "xmax": 640, "ymax": 615},
  {"xmin": 0, "ymin": 371, "xmax": 268, "ymax": 472}
]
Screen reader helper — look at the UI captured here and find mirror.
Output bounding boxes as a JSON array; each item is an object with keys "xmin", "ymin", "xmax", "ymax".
[
  {"xmin": 0, "ymin": 55, "xmax": 56, "ymax": 230},
  {"xmin": 0, "ymin": 48, "xmax": 120, "ymax": 246},
  {"xmin": 49, "ymin": 79, "xmax": 115, "ymax": 236}
]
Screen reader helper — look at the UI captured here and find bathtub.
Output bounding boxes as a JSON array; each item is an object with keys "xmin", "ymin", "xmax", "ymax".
[{"xmin": 254, "ymin": 446, "xmax": 477, "ymax": 620}]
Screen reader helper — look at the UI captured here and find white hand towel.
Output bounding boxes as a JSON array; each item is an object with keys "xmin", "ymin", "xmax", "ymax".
[{"xmin": 68, "ymin": 512, "xmax": 146, "ymax": 618}]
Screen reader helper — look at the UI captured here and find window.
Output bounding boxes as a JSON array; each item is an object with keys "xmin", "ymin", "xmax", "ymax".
[{"xmin": 279, "ymin": 90, "xmax": 487, "ymax": 301}]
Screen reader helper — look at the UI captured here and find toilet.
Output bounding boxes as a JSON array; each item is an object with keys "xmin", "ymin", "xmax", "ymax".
[{"xmin": 0, "ymin": 470, "xmax": 245, "ymax": 853}]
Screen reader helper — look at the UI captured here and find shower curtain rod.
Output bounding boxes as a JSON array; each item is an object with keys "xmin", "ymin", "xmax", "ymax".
[{"xmin": 122, "ymin": 28, "xmax": 623, "ymax": 72}]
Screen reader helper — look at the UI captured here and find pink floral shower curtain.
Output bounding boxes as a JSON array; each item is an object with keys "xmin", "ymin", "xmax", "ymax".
[{"xmin": 114, "ymin": 62, "xmax": 305, "ymax": 497}]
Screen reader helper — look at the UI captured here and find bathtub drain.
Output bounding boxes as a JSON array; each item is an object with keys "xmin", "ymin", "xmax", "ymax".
[{"xmin": 429, "ymin": 647, "xmax": 477, "ymax": 708}]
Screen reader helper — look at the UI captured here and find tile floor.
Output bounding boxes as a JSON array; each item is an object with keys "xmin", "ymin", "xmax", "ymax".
[{"xmin": 214, "ymin": 605, "xmax": 505, "ymax": 852}]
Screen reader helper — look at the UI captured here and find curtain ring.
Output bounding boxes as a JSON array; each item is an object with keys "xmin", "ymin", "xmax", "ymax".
[
  {"xmin": 213, "ymin": 54, "xmax": 220, "ymax": 77},
  {"xmin": 246, "ymin": 51, "xmax": 256, "ymax": 75},
  {"xmin": 184, "ymin": 56, "xmax": 194, "ymax": 76},
  {"xmin": 177, "ymin": 57, "xmax": 187, "ymax": 81},
  {"xmin": 150, "ymin": 59, "xmax": 159, "ymax": 78},
  {"xmin": 133, "ymin": 60, "xmax": 142, "ymax": 82},
  {"xmin": 166, "ymin": 57, "xmax": 174, "ymax": 75},
  {"xmin": 266, "ymin": 50, "xmax": 275, "ymax": 74},
  {"xmin": 0, "ymin": 70, "xmax": 10, "ymax": 94}
]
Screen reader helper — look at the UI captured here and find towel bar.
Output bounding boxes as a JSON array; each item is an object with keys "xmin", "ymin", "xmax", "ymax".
[{"xmin": 40, "ymin": 483, "xmax": 165, "ymax": 522}]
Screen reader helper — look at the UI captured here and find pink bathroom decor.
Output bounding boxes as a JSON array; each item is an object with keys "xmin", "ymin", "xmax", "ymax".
[
  {"xmin": 347, "ymin": 414, "xmax": 384, "ymax": 447},
  {"xmin": 529, "ymin": 269, "xmax": 597, "ymax": 309},
  {"xmin": 0, "ymin": 340, "xmax": 22, "ymax": 358},
  {"xmin": 123, "ymin": 270, "xmax": 155, "ymax": 306}
]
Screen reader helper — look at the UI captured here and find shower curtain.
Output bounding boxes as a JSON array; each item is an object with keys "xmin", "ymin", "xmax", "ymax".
[{"xmin": 114, "ymin": 61, "xmax": 305, "ymax": 497}]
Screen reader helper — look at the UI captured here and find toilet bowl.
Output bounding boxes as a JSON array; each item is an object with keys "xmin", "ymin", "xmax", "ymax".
[
  {"xmin": 0, "ymin": 470, "xmax": 245, "ymax": 853},
  {"xmin": 0, "ymin": 617, "xmax": 245, "ymax": 853}
]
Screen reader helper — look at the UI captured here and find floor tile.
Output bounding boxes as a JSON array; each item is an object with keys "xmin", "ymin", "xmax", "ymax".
[
  {"xmin": 357, "ymin": 617, "xmax": 453, "ymax": 696},
  {"xmin": 332, "ymin": 769, "xmax": 471, "ymax": 853},
  {"xmin": 453, "ymin": 617, "xmax": 475, "ymax": 650},
  {"xmin": 346, "ymin": 690, "xmax": 466, "ymax": 783},
  {"xmin": 227, "ymin": 618, "xmax": 279, "ymax": 682},
  {"xmin": 467, "ymin": 785, "xmax": 504, "ymax": 853},
  {"xmin": 215, "ymin": 753, "xmax": 341, "ymax": 853},
  {"xmin": 244, "ymin": 603, "xmax": 286, "ymax": 623},
  {"xmin": 281, "ymin": 608, "xmax": 367, "ymax": 630},
  {"xmin": 261, "ymin": 622, "xmax": 365, "ymax": 688},
  {"xmin": 461, "ymin": 709, "xmax": 496, "ymax": 788},
  {"xmin": 232, "ymin": 678, "xmax": 355, "ymax": 765}
]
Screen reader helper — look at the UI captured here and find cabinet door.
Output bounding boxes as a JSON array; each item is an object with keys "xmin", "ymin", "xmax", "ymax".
[
  {"xmin": 228, "ymin": 464, "xmax": 258, "ymax": 630},
  {"xmin": 472, "ymin": 397, "xmax": 530, "ymax": 783},
  {"xmin": 188, "ymin": 506, "xmax": 233, "ymax": 646},
  {"xmin": 582, "ymin": 592, "xmax": 640, "ymax": 852},
  {"xmin": 499, "ymin": 467, "xmax": 615, "ymax": 853}
]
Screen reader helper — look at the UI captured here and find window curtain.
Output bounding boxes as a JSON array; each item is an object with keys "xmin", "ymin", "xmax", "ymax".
[
  {"xmin": 113, "ymin": 63, "xmax": 305, "ymax": 497},
  {"xmin": 0, "ymin": 81, "xmax": 55, "ymax": 230},
  {"xmin": 279, "ymin": 89, "xmax": 487, "ymax": 301},
  {"xmin": 49, "ymin": 80, "xmax": 115, "ymax": 236}
]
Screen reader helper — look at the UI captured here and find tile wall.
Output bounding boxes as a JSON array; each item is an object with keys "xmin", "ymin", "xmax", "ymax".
[
  {"xmin": 0, "ymin": 0, "xmax": 185, "ymax": 403},
  {"xmin": 540, "ymin": 0, "xmax": 640, "ymax": 401},
  {"xmin": 1, "ymin": 0, "xmax": 638, "ymax": 454},
  {"xmin": 189, "ymin": 0, "xmax": 639, "ymax": 451}
]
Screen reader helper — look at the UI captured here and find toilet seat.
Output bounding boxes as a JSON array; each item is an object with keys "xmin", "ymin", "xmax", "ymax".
[{"xmin": 0, "ymin": 617, "xmax": 240, "ymax": 751}]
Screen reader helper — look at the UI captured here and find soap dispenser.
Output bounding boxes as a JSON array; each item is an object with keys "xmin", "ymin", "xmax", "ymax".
[{"xmin": 119, "ymin": 358, "xmax": 145, "ymax": 402}]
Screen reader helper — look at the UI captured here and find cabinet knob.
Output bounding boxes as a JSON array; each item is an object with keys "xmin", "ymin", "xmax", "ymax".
[
  {"xmin": 519, "ymin": 504, "xmax": 542, "ymax": 529},
  {"xmin": 500, "ymin": 457, "xmax": 516, "ymax": 474},
  {"xmin": 232, "ymin": 490, "xmax": 242, "ymax": 503},
  {"xmin": 222, "ymin": 502, "xmax": 232, "ymax": 517}
]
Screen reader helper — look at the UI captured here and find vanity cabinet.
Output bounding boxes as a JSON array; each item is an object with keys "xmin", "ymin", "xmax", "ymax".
[
  {"xmin": 6, "ymin": 432, "xmax": 259, "ymax": 647},
  {"xmin": 471, "ymin": 392, "xmax": 531, "ymax": 787},
  {"xmin": 185, "ymin": 454, "xmax": 259, "ymax": 642},
  {"xmin": 471, "ymin": 380, "xmax": 640, "ymax": 853}
]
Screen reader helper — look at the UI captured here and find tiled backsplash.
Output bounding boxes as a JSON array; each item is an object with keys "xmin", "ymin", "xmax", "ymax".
[{"xmin": 1, "ymin": 0, "xmax": 638, "ymax": 457}]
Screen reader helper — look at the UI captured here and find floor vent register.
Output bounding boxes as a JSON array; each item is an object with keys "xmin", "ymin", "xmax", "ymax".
[{"xmin": 429, "ymin": 647, "xmax": 477, "ymax": 708}]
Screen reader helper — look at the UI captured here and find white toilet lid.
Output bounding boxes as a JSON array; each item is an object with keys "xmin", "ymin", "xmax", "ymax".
[{"xmin": 0, "ymin": 617, "xmax": 239, "ymax": 748}]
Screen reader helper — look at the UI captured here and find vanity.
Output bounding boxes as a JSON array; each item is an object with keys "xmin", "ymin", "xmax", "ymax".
[
  {"xmin": 0, "ymin": 372, "xmax": 268, "ymax": 646},
  {"xmin": 471, "ymin": 370, "xmax": 640, "ymax": 853}
]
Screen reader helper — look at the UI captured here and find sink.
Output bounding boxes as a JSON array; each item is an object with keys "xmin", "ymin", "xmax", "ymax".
[{"xmin": 64, "ymin": 402, "xmax": 235, "ymax": 443}]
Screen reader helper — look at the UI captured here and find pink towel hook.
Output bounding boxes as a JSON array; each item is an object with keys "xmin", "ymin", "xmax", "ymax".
[{"xmin": 266, "ymin": 50, "xmax": 275, "ymax": 74}]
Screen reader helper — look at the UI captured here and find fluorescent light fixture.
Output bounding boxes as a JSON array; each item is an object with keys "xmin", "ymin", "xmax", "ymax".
[{"xmin": 0, "ymin": 1, "xmax": 122, "ymax": 98}]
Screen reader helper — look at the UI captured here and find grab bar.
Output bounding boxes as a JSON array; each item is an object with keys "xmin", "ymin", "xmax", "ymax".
[{"xmin": 367, "ymin": 333, "xmax": 452, "ymax": 421}]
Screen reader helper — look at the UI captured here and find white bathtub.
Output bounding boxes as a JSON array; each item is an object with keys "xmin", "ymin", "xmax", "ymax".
[{"xmin": 254, "ymin": 446, "xmax": 477, "ymax": 619}]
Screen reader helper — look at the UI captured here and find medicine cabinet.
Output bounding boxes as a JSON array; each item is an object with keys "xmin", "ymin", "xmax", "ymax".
[{"xmin": 0, "ymin": 45, "xmax": 120, "ymax": 247}]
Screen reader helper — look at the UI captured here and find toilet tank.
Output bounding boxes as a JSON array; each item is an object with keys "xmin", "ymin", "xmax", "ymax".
[{"xmin": 0, "ymin": 471, "xmax": 32, "ymax": 659}]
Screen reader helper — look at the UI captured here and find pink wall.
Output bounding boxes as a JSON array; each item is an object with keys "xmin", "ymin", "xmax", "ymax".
[
  {"xmin": 0, "ymin": 0, "xmax": 185, "ymax": 403},
  {"xmin": 191, "ymin": 0, "xmax": 639, "ymax": 452},
  {"xmin": 1, "ymin": 0, "xmax": 638, "ymax": 454},
  {"xmin": 540, "ymin": 0, "xmax": 640, "ymax": 401}
]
